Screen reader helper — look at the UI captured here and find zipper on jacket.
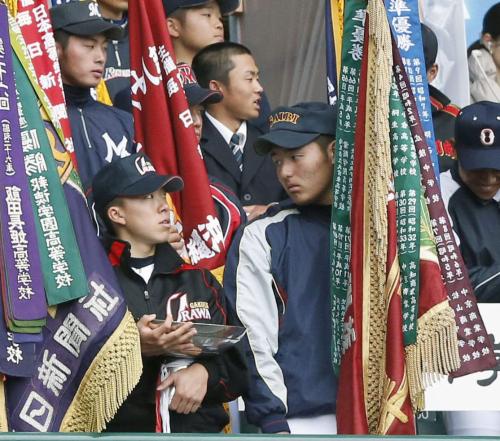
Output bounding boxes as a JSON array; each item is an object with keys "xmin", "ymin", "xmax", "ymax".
[
  {"xmin": 113, "ymin": 41, "xmax": 121, "ymax": 67},
  {"xmin": 78, "ymin": 108, "xmax": 93, "ymax": 149},
  {"xmin": 144, "ymin": 289, "xmax": 150, "ymax": 300}
]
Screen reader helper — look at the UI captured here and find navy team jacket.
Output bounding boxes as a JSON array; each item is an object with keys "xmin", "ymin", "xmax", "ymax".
[{"xmin": 224, "ymin": 201, "xmax": 338, "ymax": 433}]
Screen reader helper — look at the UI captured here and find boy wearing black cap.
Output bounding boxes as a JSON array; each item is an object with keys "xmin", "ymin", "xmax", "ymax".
[
  {"xmin": 440, "ymin": 103, "xmax": 500, "ymax": 435},
  {"xmin": 224, "ymin": 102, "xmax": 338, "ymax": 434},
  {"xmin": 164, "ymin": 0, "xmax": 239, "ymax": 66},
  {"xmin": 50, "ymin": 0, "xmax": 135, "ymax": 197},
  {"xmin": 92, "ymin": 153, "xmax": 247, "ymax": 432},
  {"xmin": 441, "ymin": 101, "xmax": 500, "ymax": 303}
]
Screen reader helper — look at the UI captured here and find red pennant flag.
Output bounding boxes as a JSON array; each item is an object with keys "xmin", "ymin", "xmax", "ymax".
[
  {"xmin": 128, "ymin": 0, "xmax": 225, "ymax": 269},
  {"xmin": 16, "ymin": 0, "xmax": 77, "ymax": 168}
]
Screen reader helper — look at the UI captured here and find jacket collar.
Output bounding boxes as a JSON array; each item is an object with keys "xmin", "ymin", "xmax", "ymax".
[
  {"xmin": 106, "ymin": 237, "xmax": 185, "ymax": 275},
  {"xmin": 63, "ymin": 84, "xmax": 93, "ymax": 107}
]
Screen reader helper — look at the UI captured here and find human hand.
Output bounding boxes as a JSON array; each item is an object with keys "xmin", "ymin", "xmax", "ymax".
[
  {"xmin": 157, "ymin": 363, "xmax": 209, "ymax": 414},
  {"xmin": 243, "ymin": 204, "xmax": 272, "ymax": 221},
  {"xmin": 137, "ymin": 314, "xmax": 197, "ymax": 356},
  {"xmin": 166, "ymin": 224, "xmax": 185, "ymax": 254}
]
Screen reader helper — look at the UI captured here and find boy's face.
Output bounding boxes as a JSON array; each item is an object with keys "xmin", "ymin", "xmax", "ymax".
[
  {"xmin": 218, "ymin": 53, "xmax": 263, "ymax": 121},
  {"xmin": 170, "ymin": 1, "xmax": 224, "ymax": 54},
  {"xmin": 57, "ymin": 34, "xmax": 108, "ymax": 88},
  {"xmin": 111, "ymin": 188, "xmax": 173, "ymax": 251},
  {"xmin": 270, "ymin": 140, "xmax": 334, "ymax": 206},
  {"xmin": 458, "ymin": 165, "xmax": 500, "ymax": 200},
  {"xmin": 190, "ymin": 103, "xmax": 204, "ymax": 142}
]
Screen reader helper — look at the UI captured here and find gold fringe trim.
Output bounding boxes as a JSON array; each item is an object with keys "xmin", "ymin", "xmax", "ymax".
[
  {"xmin": 405, "ymin": 301, "xmax": 460, "ymax": 411},
  {"xmin": 60, "ymin": 310, "xmax": 142, "ymax": 432},
  {"xmin": 364, "ymin": 0, "xmax": 393, "ymax": 433},
  {"xmin": 4, "ymin": 0, "xmax": 17, "ymax": 17},
  {"xmin": 0, "ymin": 378, "xmax": 8, "ymax": 432}
]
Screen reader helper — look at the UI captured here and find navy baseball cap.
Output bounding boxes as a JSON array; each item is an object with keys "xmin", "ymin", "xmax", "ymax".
[
  {"xmin": 51, "ymin": 1, "xmax": 124, "ymax": 40},
  {"xmin": 455, "ymin": 101, "xmax": 500, "ymax": 171},
  {"xmin": 163, "ymin": 0, "xmax": 240, "ymax": 16},
  {"xmin": 254, "ymin": 102, "xmax": 337, "ymax": 155},
  {"xmin": 421, "ymin": 23, "xmax": 438, "ymax": 71},
  {"xmin": 177, "ymin": 63, "xmax": 222, "ymax": 107},
  {"xmin": 93, "ymin": 154, "xmax": 184, "ymax": 217}
]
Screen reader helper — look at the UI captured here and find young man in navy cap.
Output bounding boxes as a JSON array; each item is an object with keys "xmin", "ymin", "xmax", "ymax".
[
  {"xmin": 92, "ymin": 153, "xmax": 247, "ymax": 432},
  {"xmin": 50, "ymin": 0, "xmax": 135, "ymax": 197},
  {"xmin": 164, "ymin": 0, "xmax": 239, "ymax": 66},
  {"xmin": 223, "ymin": 102, "xmax": 338, "ymax": 434},
  {"xmin": 440, "ymin": 102, "xmax": 500, "ymax": 435}
]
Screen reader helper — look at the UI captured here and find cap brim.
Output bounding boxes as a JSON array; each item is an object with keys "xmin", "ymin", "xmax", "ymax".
[
  {"xmin": 458, "ymin": 146, "xmax": 500, "ymax": 171},
  {"xmin": 254, "ymin": 131, "xmax": 320, "ymax": 155},
  {"xmin": 169, "ymin": 0, "xmax": 239, "ymax": 15},
  {"xmin": 120, "ymin": 174, "xmax": 184, "ymax": 197},
  {"xmin": 185, "ymin": 85, "xmax": 222, "ymax": 107},
  {"xmin": 63, "ymin": 20, "xmax": 124, "ymax": 40}
]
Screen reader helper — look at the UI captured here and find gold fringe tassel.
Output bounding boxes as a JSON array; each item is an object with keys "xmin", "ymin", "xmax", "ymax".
[
  {"xmin": 0, "ymin": 378, "xmax": 8, "ymax": 432},
  {"xmin": 60, "ymin": 310, "xmax": 142, "ymax": 432},
  {"xmin": 4, "ymin": 0, "xmax": 17, "ymax": 17},
  {"xmin": 405, "ymin": 301, "xmax": 460, "ymax": 411}
]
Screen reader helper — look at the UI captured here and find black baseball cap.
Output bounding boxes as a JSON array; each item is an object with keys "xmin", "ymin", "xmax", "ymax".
[
  {"xmin": 163, "ymin": 0, "xmax": 240, "ymax": 16},
  {"xmin": 421, "ymin": 23, "xmax": 438, "ymax": 71},
  {"xmin": 455, "ymin": 101, "xmax": 500, "ymax": 171},
  {"xmin": 50, "ymin": 1, "xmax": 124, "ymax": 40},
  {"xmin": 254, "ymin": 102, "xmax": 337, "ymax": 155},
  {"xmin": 92, "ymin": 154, "xmax": 184, "ymax": 217},
  {"xmin": 177, "ymin": 63, "xmax": 222, "ymax": 107}
]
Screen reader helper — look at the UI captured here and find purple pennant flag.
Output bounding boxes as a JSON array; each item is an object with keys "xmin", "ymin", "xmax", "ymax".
[{"xmin": 0, "ymin": 6, "xmax": 46, "ymax": 326}]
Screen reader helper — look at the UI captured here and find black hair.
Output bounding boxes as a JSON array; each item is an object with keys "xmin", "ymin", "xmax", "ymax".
[
  {"xmin": 100, "ymin": 197, "xmax": 124, "ymax": 235},
  {"xmin": 483, "ymin": 3, "xmax": 500, "ymax": 39},
  {"xmin": 53, "ymin": 29, "xmax": 71, "ymax": 49},
  {"xmin": 192, "ymin": 41, "xmax": 252, "ymax": 88}
]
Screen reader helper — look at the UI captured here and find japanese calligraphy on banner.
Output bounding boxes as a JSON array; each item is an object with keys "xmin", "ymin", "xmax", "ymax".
[
  {"xmin": 8, "ymin": 274, "xmax": 125, "ymax": 431},
  {"xmin": 389, "ymin": 80, "xmax": 421, "ymax": 345},
  {"xmin": 385, "ymin": 0, "xmax": 439, "ymax": 175},
  {"xmin": 425, "ymin": 304, "xmax": 500, "ymax": 410},
  {"xmin": 16, "ymin": 0, "xmax": 76, "ymax": 165},
  {"xmin": 0, "ymin": 5, "xmax": 46, "ymax": 330},
  {"xmin": 128, "ymin": 0, "xmax": 225, "ymax": 270},
  {"xmin": 392, "ymin": 44, "xmax": 496, "ymax": 376},
  {"xmin": 330, "ymin": 0, "xmax": 367, "ymax": 372}
]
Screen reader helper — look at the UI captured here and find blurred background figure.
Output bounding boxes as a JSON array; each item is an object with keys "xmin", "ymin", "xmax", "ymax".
[{"xmin": 468, "ymin": 3, "xmax": 500, "ymax": 103}]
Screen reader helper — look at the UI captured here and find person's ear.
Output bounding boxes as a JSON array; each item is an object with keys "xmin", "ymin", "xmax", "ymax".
[
  {"xmin": 208, "ymin": 79, "xmax": 224, "ymax": 93},
  {"xmin": 328, "ymin": 140, "xmax": 336, "ymax": 164},
  {"xmin": 482, "ymin": 33, "xmax": 494, "ymax": 52},
  {"xmin": 107, "ymin": 205, "xmax": 126, "ymax": 227},
  {"xmin": 167, "ymin": 17, "xmax": 181, "ymax": 38},
  {"xmin": 56, "ymin": 41, "xmax": 64, "ymax": 59},
  {"xmin": 426, "ymin": 63, "xmax": 439, "ymax": 83}
]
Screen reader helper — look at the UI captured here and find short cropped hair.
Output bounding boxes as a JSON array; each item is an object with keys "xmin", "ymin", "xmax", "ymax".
[
  {"xmin": 483, "ymin": 3, "xmax": 500, "ymax": 39},
  {"xmin": 192, "ymin": 41, "xmax": 252, "ymax": 88},
  {"xmin": 53, "ymin": 29, "xmax": 71, "ymax": 49}
]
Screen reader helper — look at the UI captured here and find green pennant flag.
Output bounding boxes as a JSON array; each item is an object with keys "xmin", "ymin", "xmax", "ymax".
[{"xmin": 13, "ymin": 53, "xmax": 87, "ymax": 305}]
